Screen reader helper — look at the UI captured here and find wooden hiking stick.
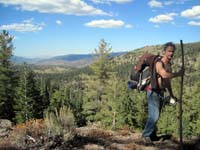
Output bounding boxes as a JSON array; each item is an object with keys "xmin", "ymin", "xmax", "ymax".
[{"xmin": 179, "ymin": 40, "xmax": 184, "ymax": 150}]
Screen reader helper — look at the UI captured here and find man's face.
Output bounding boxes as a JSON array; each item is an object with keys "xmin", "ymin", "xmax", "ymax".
[{"xmin": 163, "ymin": 46, "xmax": 175, "ymax": 61}]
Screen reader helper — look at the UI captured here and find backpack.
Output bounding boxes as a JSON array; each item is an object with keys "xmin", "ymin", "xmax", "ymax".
[{"xmin": 127, "ymin": 53, "xmax": 162, "ymax": 91}]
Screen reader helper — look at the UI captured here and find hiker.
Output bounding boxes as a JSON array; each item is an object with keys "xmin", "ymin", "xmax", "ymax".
[{"xmin": 142, "ymin": 42, "xmax": 184, "ymax": 145}]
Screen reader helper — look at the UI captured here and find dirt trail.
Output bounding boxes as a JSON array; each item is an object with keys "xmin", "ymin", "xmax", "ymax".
[
  {"xmin": 0, "ymin": 126, "xmax": 199, "ymax": 150},
  {"xmin": 73, "ymin": 127, "xmax": 200, "ymax": 150}
]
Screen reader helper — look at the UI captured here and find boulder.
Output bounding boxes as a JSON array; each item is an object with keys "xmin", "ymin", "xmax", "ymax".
[
  {"xmin": 0, "ymin": 119, "xmax": 13, "ymax": 138},
  {"xmin": 0, "ymin": 119, "xmax": 12, "ymax": 128}
]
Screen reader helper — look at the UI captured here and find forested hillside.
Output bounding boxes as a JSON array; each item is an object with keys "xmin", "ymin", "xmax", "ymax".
[
  {"xmin": 11, "ymin": 52, "xmax": 126, "ymax": 68},
  {"xmin": 0, "ymin": 30, "xmax": 200, "ymax": 149}
]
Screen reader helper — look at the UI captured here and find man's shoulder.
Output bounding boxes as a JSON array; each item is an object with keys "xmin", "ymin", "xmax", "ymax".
[
  {"xmin": 156, "ymin": 60, "xmax": 172, "ymax": 73},
  {"xmin": 155, "ymin": 61, "xmax": 164, "ymax": 67}
]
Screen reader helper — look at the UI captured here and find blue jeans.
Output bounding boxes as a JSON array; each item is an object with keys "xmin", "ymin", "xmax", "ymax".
[{"xmin": 142, "ymin": 90, "xmax": 163, "ymax": 137}]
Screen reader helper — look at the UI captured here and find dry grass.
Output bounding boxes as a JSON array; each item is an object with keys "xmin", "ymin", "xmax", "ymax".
[
  {"xmin": 2, "ymin": 119, "xmax": 45, "ymax": 147},
  {"xmin": 0, "ymin": 107, "xmax": 75, "ymax": 149},
  {"xmin": 44, "ymin": 106, "xmax": 75, "ymax": 141}
]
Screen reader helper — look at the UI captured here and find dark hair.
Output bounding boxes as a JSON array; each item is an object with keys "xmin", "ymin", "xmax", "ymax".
[{"xmin": 163, "ymin": 42, "xmax": 176, "ymax": 51}]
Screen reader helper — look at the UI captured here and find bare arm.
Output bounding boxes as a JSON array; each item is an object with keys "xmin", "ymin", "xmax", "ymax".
[
  {"xmin": 165, "ymin": 79, "xmax": 175, "ymax": 97},
  {"xmin": 156, "ymin": 62, "xmax": 181, "ymax": 79},
  {"xmin": 156, "ymin": 61, "xmax": 182, "ymax": 98}
]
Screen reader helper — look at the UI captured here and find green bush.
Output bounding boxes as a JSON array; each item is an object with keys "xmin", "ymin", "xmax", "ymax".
[{"xmin": 44, "ymin": 106, "xmax": 75, "ymax": 141}]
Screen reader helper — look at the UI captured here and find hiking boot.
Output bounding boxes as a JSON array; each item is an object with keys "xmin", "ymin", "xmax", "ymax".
[
  {"xmin": 151, "ymin": 135, "xmax": 162, "ymax": 141},
  {"xmin": 142, "ymin": 136, "xmax": 154, "ymax": 146}
]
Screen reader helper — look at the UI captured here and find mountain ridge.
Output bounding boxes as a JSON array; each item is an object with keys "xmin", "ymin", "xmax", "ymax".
[{"xmin": 11, "ymin": 52, "xmax": 127, "ymax": 68}]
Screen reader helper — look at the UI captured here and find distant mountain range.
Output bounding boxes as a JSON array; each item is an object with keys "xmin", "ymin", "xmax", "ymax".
[{"xmin": 11, "ymin": 52, "xmax": 127, "ymax": 68}]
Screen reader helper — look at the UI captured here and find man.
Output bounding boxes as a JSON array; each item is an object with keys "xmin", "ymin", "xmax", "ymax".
[{"xmin": 142, "ymin": 42, "xmax": 183, "ymax": 145}]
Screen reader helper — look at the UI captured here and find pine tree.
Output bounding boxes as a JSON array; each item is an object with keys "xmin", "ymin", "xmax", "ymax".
[
  {"xmin": 0, "ymin": 30, "xmax": 17, "ymax": 120},
  {"xmin": 90, "ymin": 39, "xmax": 112, "ymax": 81},
  {"xmin": 37, "ymin": 77, "xmax": 51, "ymax": 118},
  {"xmin": 49, "ymin": 87, "xmax": 65, "ymax": 111},
  {"xmin": 14, "ymin": 64, "xmax": 41, "ymax": 123},
  {"xmin": 68, "ymin": 77, "xmax": 85, "ymax": 126},
  {"xmin": 83, "ymin": 39, "xmax": 112, "ymax": 124}
]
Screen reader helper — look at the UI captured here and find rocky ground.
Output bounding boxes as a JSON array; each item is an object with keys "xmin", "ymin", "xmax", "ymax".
[
  {"xmin": 0, "ymin": 119, "xmax": 200, "ymax": 150},
  {"xmin": 70, "ymin": 127, "xmax": 200, "ymax": 150}
]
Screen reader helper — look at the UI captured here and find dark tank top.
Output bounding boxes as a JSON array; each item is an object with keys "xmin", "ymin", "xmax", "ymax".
[{"xmin": 157, "ymin": 61, "xmax": 172, "ymax": 89}]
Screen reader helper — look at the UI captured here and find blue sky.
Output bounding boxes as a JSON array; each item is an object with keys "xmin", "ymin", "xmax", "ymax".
[{"xmin": 0, "ymin": 0, "xmax": 200, "ymax": 58}]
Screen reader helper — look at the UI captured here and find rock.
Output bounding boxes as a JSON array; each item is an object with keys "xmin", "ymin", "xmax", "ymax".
[
  {"xmin": 0, "ymin": 119, "xmax": 12, "ymax": 128},
  {"xmin": 84, "ymin": 144, "xmax": 104, "ymax": 150},
  {"xmin": 0, "ymin": 128, "xmax": 9, "ymax": 137},
  {"xmin": 0, "ymin": 119, "xmax": 13, "ymax": 138}
]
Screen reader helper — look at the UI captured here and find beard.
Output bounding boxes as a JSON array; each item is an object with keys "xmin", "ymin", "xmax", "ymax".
[{"xmin": 167, "ymin": 54, "xmax": 173, "ymax": 60}]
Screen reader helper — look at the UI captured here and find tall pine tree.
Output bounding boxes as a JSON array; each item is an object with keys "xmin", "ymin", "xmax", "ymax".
[
  {"xmin": 14, "ymin": 64, "xmax": 41, "ymax": 123},
  {"xmin": 83, "ymin": 39, "xmax": 112, "ymax": 124},
  {"xmin": 0, "ymin": 30, "xmax": 17, "ymax": 120}
]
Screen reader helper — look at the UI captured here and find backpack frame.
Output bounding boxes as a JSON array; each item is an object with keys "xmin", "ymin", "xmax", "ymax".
[{"xmin": 128, "ymin": 54, "xmax": 162, "ymax": 91}]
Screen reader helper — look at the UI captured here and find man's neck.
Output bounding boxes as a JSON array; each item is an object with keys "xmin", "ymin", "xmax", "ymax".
[{"xmin": 162, "ymin": 56, "xmax": 171, "ymax": 64}]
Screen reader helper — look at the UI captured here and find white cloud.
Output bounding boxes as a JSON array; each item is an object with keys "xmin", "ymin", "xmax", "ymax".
[
  {"xmin": 91, "ymin": 0, "xmax": 132, "ymax": 4},
  {"xmin": 110, "ymin": 0, "xmax": 132, "ymax": 3},
  {"xmin": 171, "ymin": 21, "xmax": 176, "ymax": 25},
  {"xmin": 181, "ymin": 5, "xmax": 200, "ymax": 19},
  {"xmin": 13, "ymin": 36, "xmax": 19, "ymax": 40},
  {"xmin": 149, "ymin": 13, "xmax": 177, "ymax": 23},
  {"xmin": 125, "ymin": 24, "xmax": 133, "ymax": 28},
  {"xmin": 164, "ymin": 1, "xmax": 174, "ymax": 6},
  {"xmin": 85, "ymin": 19, "xmax": 124, "ymax": 28},
  {"xmin": 148, "ymin": 0, "xmax": 163, "ymax": 8},
  {"xmin": 85, "ymin": 19, "xmax": 131, "ymax": 28},
  {"xmin": 188, "ymin": 21, "xmax": 200, "ymax": 26},
  {"xmin": 0, "ymin": 19, "xmax": 45, "ymax": 32},
  {"xmin": 177, "ymin": 0, "xmax": 191, "ymax": 4},
  {"xmin": 56, "ymin": 20, "xmax": 62, "ymax": 25},
  {"xmin": 23, "ymin": 18, "xmax": 34, "ymax": 24},
  {"xmin": 154, "ymin": 25, "xmax": 160, "ymax": 28},
  {"xmin": 163, "ymin": 0, "xmax": 190, "ymax": 6},
  {"xmin": 0, "ymin": 0, "xmax": 110, "ymax": 16},
  {"xmin": 149, "ymin": 0, "xmax": 190, "ymax": 8}
]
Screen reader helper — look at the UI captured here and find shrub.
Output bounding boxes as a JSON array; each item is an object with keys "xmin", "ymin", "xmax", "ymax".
[
  {"xmin": 10, "ymin": 119, "xmax": 45, "ymax": 147},
  {"xmin": 44, "ymin": 106, "xmax": 75, "ymax": 141}
]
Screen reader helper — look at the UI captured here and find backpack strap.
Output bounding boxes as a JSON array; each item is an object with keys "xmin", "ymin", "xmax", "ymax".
[
  {"xmin": 150, "ymin": 55, "xmax": 163, "ymax": 92},
  {"xmin": 156, "ymin": 59, "xmax": 164, "ymax": 77}
]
